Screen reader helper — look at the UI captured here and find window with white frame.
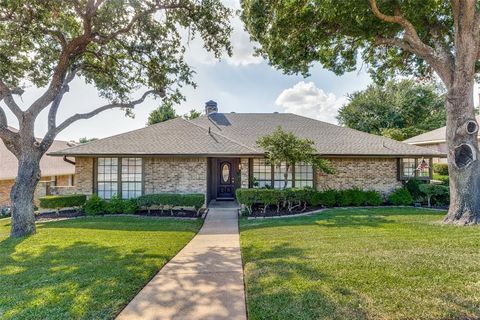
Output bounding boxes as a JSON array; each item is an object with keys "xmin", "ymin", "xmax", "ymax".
[
  {"xmin": 97, "ymin": 157, "xmax": 143, "ymax": 199},
  {"xmin": 252, "ymin": 158, "xmax": 272, "ymax": 188},
  {"xmin": 400, "ymin": 158, "xmax": 431, "ymax": 180},
  {"xmin": 251, "ymin": 159, "xmax": 313, "ymax": 189},
  {"xmin": 97, "ymin": 158, "xmax": 119, "ymax": 199}
]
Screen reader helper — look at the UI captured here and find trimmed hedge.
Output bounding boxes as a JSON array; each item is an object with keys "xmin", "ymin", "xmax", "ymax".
[
  {"xmin": 236, "ymin": 188, "xmax": 384, "ymax": 215},
  {"xmin": 136, "ymin": 193, "xmax": 205, "ymax": 210},
  {"xmin": 39, "ymin": 194, "xmax": 87, "ymax": 209},
  {"xmin": 388, "ymin": 188, "xmax": 413, "ymax": 206},
  {"xmin": 83, "ymin": 195, "xmax": 106, "ymax": 216},
  {"xmin": 433, "ymin": 163, "xmax": 449, "ymax": 176},
  {"xmin": 433, "ymin": 173, "xmax": 449, "ymax": 185}
]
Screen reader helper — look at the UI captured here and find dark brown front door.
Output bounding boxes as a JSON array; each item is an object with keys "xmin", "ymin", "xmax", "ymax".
[{"xmin": 217, "ymin": 160, "xmax": 235, "ymax": 199}]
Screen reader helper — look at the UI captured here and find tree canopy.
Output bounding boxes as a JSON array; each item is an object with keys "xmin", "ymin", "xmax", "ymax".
[
  {"xmin": 338, "ymin": 79, "xmax": 446, "ymax": 141},
  {"xmin": 147, "ymin": 101, "xmax": 177, "ymax": 125},
  {"xmin": 257, "ymin": 127, "xmax": 334, "ymax": 189}
]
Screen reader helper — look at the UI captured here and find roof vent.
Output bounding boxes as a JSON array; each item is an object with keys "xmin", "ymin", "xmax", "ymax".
[
  {"xmin": 205, "ymin": 100, "xmax": 218, "ymax": 116},
  {"xmin": 273, "ymin": 111, "xmax": 279, "ymax": 114}
]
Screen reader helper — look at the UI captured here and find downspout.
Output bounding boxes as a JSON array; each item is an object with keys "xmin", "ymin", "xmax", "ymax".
[{"xmin": 63, "ymin": 156, "xmax": 76, "ymax": 165}]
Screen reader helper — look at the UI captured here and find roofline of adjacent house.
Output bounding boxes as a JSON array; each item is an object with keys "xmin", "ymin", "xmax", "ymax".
[
  {"xmin": 47, "ymin": 152, "xmax": 446, "ymax": 158},
  {"xmin": 405, "ymin": 139, "xmax": 446, "ymax": 145}
]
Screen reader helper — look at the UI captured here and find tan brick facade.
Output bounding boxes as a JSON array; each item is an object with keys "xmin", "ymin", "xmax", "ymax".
[
  {"xmin": 144, "ymin": 157, "xmax": 207, "ymax": 195},
  {"xmin": 240, "ymin": 158, "xmax": 249, "ymax": 188},
  {"xmin": 316, "ymin": 157, "xmax": 402, "ymax": 193},
  {"xmin": 0, "ymin": 179, "xmax": 13, "ymax": 206},
  {"xmin": 75, "ymin": 157, "xmax": 94, "ymax": 195}
]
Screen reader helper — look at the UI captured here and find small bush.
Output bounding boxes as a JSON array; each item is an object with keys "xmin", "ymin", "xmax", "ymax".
[
  {"xmin": 257, "ymin": 189, "xmax": 283, "ymax": 213},
  {"xmin": 84, "ymin": 194, "xmax": 106, "ymax": 216},
  {"xmin": 405, "ymin": 179, "xmax": 427, "ymax": 201},
  {"xmin": 337, "ymin": 190, "xmax": 352, "ymax": 207},
  {"xmin": 123, "ymin": 199, "xmax": 139, "ymax": 214},
  {"xmin": 105, "ymin": 195, "xmax": 125, "ymax": 214},
  {"xmin": 320, "ymin": 189, "xmax": 338, "ymax": 207},
  {"xmin": 364, "ymin": 190, "xmax": 383, "ymax": 206},
  {"xmin": 419, "ymin": 184, "xmax": 449, "ymax": 207},
  {"xmin": 349, "ymin": 188, "xmax": 367, "ymax": 206},
  {"xmin": 137, "ymin": 193, "xmax": 205, "ymax": 211},
  {"xmin": 388, "ymin": 188, "xmax": 413, "ymax": 206},
  {"xmin": 303, "ymin": 187, "xmax": 322, "ymax": 207},
  {"xmin": 236, "ymin": 189, "xmax": 258, "ymax": 215},
  {"xmin": 39, "ymin": 194, "xmax": 87, "ymax": 209},
  {"xmin": 433, "ymin": 163, "xmax": 449, "ymax": 176}
]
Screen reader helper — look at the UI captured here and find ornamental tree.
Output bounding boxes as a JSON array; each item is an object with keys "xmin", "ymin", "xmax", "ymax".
[
  {"xmin": 257, "ymin": 127, "xmax": 334, "ymax": 189},
  {"xmin": 0, "ymin": 0, "xmax": 232, "ymax": 237},
  {"xmin": 241, "ymin": 0, "xmax": 480, "ymax": 224}
]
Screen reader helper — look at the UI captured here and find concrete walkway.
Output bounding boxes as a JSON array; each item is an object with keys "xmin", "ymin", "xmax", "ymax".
[{"xmin": 116, "ymin": 204, "xmax": 247, "ymax": 320}]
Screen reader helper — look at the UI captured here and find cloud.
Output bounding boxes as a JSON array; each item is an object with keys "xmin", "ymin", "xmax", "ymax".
[{"xmin": 275, "ymin": 81, "xmax": 347, "ymax": 124}]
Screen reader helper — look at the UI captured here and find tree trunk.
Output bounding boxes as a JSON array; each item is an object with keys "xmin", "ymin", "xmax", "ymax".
[
  {"xmin": 283, "ymin": 164, "xmax": 290, "ymax": 189},
  {"xmin": 444, "ymin": 81, "xmax": 480, "ymax": 225},
  {"xmin": 10, "ymin": 155, "xmax": 41, "ymax": 237}
]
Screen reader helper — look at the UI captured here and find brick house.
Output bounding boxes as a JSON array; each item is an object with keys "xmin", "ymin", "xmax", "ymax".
[
  {"xmin": 0, "ymin": 129, "xmax": 76, "ymax": 207},
  {"xmin": 50, "ymin": 101, "xmax": 444, "ymax": 205}
]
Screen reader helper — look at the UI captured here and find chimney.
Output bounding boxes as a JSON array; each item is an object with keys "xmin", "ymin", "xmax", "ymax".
[{"xmin": 205, "ymin": 100, "xmax": 218, "ymax": 116}]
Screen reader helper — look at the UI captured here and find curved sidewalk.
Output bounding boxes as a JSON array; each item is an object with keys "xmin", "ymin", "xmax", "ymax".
[{"xmin": 116, "ymin": 205, "xmax": 247, "ymax": 320}]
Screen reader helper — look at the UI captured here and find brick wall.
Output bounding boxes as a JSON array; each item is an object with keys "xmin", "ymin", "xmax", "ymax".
[
  {"xmin": 75, "ymin": 157, "xmax": 94, "ymax": 195},
  {"xmin": 144, "ymin": 157, "xmax": 207, "ymax": 195},
  {"xmin": 316, "ymin": 157, "xmax": 402, "ymax": 194},
  {"xmin": 240, "ymin": 158, "xmax": 249, "ymax": 188},
  {"xmin": 0, "ymin": 180, "xmax": 14, "ymax": 206}
]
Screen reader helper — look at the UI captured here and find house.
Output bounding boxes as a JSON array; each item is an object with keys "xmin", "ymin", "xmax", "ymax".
[
  {"xmin": 403, "ymin": 115, "xmax": 480, "ymax": 163},
  {"xmin": 0, "ymin": 128, "xmax": 76, "ymax": 206},
  {"xmin": 50, "ymin": 101, "xmax": 444, "ymax": 204}
]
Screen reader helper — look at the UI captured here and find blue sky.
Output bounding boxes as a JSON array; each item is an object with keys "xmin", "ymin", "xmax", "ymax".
[{"xmin": 3, "ymin": 1, "xmax": 376, "ymax": 142}]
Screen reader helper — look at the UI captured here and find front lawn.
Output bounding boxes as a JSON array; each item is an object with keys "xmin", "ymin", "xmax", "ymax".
[
  {"xmin": 240, "ymin": 208, "xmax": 480, "ymax": 320},
  {"xmin": 0, "ymin": 216, "xmax": 202, "ymax": 320}
]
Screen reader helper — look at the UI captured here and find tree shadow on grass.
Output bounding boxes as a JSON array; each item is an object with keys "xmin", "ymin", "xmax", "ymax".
[
  {"xmin": 242, "ymin": 243, "xmax": 371, "ymax": 320},
  {"xmin": 0, "ymin": 238, "xmax": 172, "ymax": 320}
]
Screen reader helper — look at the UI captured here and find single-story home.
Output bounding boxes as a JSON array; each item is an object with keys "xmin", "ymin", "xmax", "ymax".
[
  {"xmin": 0, "ymin": 127, "xmax": 76, "ymax": 206},
  {"xmin": 50, "ymin": 101, "xmax": 444, "ymax": 204},
  {"xmin": 404, "ymin": 115, "xmax": 480, "ymax": 164}
]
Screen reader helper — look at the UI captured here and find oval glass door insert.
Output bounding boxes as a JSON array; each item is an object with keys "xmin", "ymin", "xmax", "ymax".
[{"xmin": 221, "ymin": 163, "xmax": 230, "ymax": 183}]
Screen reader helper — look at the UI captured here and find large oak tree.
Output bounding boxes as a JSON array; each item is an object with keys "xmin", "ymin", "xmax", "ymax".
[
  {"xmin": 0, "ymin": 0, "xmax": 232, "ymax": 237},
  {"xmin": 241, "ymin": 0, "xmax": 480, "ymax": 225}
]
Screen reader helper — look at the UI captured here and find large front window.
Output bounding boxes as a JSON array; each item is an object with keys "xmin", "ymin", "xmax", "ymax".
[
  {"xmin": 400, "ymin": 158, "xmax": 431, "ymax": 180},
  {"xmin": 251, "ymin": 159, "xmax": 313, "ymax": 189},
  {"xmin": 97, "ymin": 157, "xmax": 143, "ymax": 199}
]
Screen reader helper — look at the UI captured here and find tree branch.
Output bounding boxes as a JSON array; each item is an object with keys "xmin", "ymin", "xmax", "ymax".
[
  {"xmin": 0, "ymin": 80, "xmax": 23, "ymax": 119},
  {"xmin": 54, "ymin": 89, "xmax": 160, "ymax": 135}
]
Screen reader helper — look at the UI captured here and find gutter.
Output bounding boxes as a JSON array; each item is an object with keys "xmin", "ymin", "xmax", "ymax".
[{"xmin": 63, "ymin": 156, "xmax": 76, "ymax": 165}]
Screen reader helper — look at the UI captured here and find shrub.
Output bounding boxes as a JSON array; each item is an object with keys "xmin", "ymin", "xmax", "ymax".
[
  {"xmin": 303, "ymin": 187, "xmax": 322, "ymax": 207},
  {"xmin": 405, "ymin": 178, "xmax": 427, "ymax": 201},
  {"xmin": 337, "ymin": 190, "xmax": 352, "ymax": 207},
  {"xmin": 433, "ymin": 163, "xmax": 449, "ymax": 175},
  {"xmin": 364, "ymin": 190, "xmax": 383, "ymax": 206},
  {"xmin": 123, "ymin": 199, "xmax": 139, "ymax": 214},
  {"xmin": 84, "ymin": 194, "xmax": 106, "ymax": 216},
  {"xmin": 419, "ymin": 184, "xmax": 449, "ymax": 207},
  {"xmin": 433, "ymin": 173, "xmax": 449, "ymax": 185},
  {"xmin": 388, "ymin": 188, "xmax": 413, "ymax": 206},
  {"xmin": 39, "ymin": 194, "xmax": 87, "ymax": 209},
  {"xmin": 236, "ymin": 189, "xmax": 258, "ymax": 215},
  {"xmin": 320, "ymin": 189, "xmax": 338, "ymax": 207},
  {"xmin": 349, "ymin": 188, "xmax": 367, "ymax": 206},
  {"xmin": 105, "ymin": 195, "xmax": 125, "ymax": 214},
  {"xmin": 137, "ymin": 193, "xmax": 205, "ymax": 211}
]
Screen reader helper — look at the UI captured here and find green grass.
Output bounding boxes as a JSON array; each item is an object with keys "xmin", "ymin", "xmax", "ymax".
[
  {"xmin": 240, "ymin": 208, "xmax": 480, "ymax": 320},
  {"xmin": 0, "ymin": 216, "xmax": 202, "ymax": 320}
]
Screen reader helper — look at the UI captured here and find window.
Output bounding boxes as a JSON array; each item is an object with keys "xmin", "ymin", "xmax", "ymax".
[
  {"xmin": 294, "ymin": 162, "xmax": 314, "ymax": 188},
  {"xmin": 274, "ymin": 163, "xmax": 293, "ymax": 189},
  {"xmin": 97, "ymin": 158, "xmax": 118, "ymax": 199},
  {"xmin": 252, "ymin": 158, "xmax": 272, "ymax": 188},
  {"xmin": 402, "ymin": 158, "xmax": 416, "ymax": 178},
  {"xmin": 400, "ymin": 158, "xmax": 432, "ymax": 180},
  {"xmin": 97, "ymin": 157, "xmax": 143, "ymax": 199},
  {"xmin": 121, "ymin": 158, "xmax": 142, "ymax": 199}
]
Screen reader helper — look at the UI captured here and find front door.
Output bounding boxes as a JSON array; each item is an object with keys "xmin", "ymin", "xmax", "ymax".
[{"xmin": 217, "ymin": 160, "xmax": 235, "ymax": 199}]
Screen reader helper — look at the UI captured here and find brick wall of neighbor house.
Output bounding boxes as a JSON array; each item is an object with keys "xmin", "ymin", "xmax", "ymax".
[
  {"xmin": 144, "ymin": 157, "xmax": 207, "ymax": 195},
  {"xmin": 240, "ymin": 158, "xmax": 249, "ymax": 188},
  {"xmin": 75, "ymin": 157, "xmax": 94, "ymax": 195},
  {"xmin": 316, "ymin": 158, "xmax": 402, "ymax": 193},
  {"xmin": 0, "ymin": 179, "xmax": 14, "ymax": 206}
]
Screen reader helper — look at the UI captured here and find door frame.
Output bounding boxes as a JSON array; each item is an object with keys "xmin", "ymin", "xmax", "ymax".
[{"xmin": 209, "ymin": 157, "xmax": 240, "ymax": 200}]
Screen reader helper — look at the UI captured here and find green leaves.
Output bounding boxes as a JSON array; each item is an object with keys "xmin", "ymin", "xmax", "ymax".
[{"xmin": 337, "ymin": 79, "xmax": 446, "ymax": 140}]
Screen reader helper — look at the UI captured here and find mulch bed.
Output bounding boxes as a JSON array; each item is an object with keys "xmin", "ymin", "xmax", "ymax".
[
  {"xmin": 136, "ymin": 209, "xmax": 202, "ymax": 218},
  {"xmin": 35, "ymin": 209, "xmax": 84, "ymax": 220},
  {"xmin": 247, "ymin": 204, "xmax": 324, "ymax": 217}
]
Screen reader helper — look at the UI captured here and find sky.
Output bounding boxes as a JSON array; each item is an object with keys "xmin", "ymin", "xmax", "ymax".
[{"xmin": 0, "ymin": 1, "xmax": 415, "ymax": 142}]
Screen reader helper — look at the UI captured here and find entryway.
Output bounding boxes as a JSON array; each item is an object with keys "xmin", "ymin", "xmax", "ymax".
[{"xmin": 208, "ymin": 158, "xmax": 241, "ymax": 202}]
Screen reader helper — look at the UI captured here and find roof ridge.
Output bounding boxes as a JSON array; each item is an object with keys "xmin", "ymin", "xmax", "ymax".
[{"xmin": 182, "ymin": 117, "xmax": 258, "ymax": 152}]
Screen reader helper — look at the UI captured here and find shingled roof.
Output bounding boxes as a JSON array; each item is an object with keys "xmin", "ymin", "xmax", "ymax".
[
  {"xmin": 50, "ymin": 113, "xmax": 444, "ymax": 157},
  {"xmin": 404, "ymin": 115, "xmax": 480, "ymax": 145},
  {"xmin": 1, "ymin": 129, "xmax": 75, "ymax": 180}
]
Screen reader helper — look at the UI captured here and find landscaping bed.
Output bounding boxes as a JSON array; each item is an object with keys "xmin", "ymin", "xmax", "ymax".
[
  {"xmin": 136, "ymin": 208, "xmax": 204, "ymax": 218},
  {"xmin": 35, "ymin": 209, "xmax": 84, "ymax": 220},
  {"xmin": 247, "ymin": 204, "xmax": 324, "ymax": 217}
]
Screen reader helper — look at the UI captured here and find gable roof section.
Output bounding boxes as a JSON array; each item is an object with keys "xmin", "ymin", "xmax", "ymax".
[
  {"xmin": 50, "ymin": 113, "xmax": 444, "ymax": 157},
  {"xmin": 1, "ymin": 130, "xmax": 75, "ymax": 180},
  {"xmin": 404, "ymin": 115, "xmax": 480, "ymax": 145}
]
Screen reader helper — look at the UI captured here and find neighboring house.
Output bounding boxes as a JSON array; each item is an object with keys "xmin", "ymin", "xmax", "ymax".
[
  {"xmin": 404, "ymin": 115, "xmax": 480, "ymax": 163},
  {"xmin": 50, "ymin": 101, "xmax": 444, "ymax": 205},
  {"xmin": 0, "ymin": 128, "xmax": 76, "ymax": 206}
]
